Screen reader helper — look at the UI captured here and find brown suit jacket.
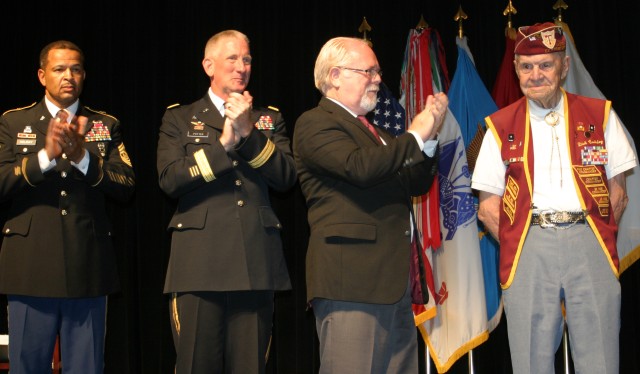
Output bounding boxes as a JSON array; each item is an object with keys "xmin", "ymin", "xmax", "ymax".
[{"xmin": 293, "ymin": 97, "xmax": 437, "ymax": 304}]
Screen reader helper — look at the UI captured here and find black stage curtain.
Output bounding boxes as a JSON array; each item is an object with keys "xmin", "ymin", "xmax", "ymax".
[{"xmin": 0, "ymin": 1, "xmax": 638, "ymax": 373}]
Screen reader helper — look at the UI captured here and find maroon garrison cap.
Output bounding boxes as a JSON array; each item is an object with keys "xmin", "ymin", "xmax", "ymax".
[{"xmin": 514, "ymin": 22, "xmax": 566, "ymax": 55}]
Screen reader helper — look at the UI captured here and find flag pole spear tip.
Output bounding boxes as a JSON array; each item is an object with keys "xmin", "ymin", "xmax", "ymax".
[
  {"xmin": 502, "ymin": 0, "xmax": 518, "ymax": 40},
  {"xmin": 454, "ymin": 5, "xmax": 468, "ymax": 39},
  {"xmin": 553, "ymin": 0, "xmax": 569, "ymax": 24},
  {"xmin": 416, "ymin": 14, "xmax": 429, "ymax": 30},
  {"xmin": 358, "ymin": 16, "xmax": 373, "ymax": 47}
]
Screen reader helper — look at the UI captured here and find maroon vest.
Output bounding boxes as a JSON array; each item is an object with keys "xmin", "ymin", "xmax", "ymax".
[{"xmin": 485, "ymin": 90, "xmax": 619, "ymax": 287}]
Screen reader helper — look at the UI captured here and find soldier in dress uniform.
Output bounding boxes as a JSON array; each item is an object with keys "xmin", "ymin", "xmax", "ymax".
[
  {"xmin": 0, "ymin": 40, "xmax": 135, "ymax": 373},
  {"xmin": 156, "ymin": 30, "xmax": 296, "ymax": 373}
]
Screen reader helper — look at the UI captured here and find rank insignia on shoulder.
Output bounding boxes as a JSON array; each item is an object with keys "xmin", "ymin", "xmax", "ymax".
[
  {"xmin": 255, "ymin": 115, "xmax": 275, "ymax": 130},
  {"xmin": 85, "ymin": 121, "xmax": 112, "ymax": 142},
  {"xmin": 167, "ymin": 103, "xmax": 180, "ymax": 109},
  {"xmin": 2, "ymin": 102, "xmax": 37, "ymax": 116},
  {"xmin": 267, "ymin": 106, "xmax": 280, "ymax": 112}
]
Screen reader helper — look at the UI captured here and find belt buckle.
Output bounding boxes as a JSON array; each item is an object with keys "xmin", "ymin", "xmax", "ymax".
[
  {"xmin": 539, "ymin": 209, "xmax": 556, "ymax": 228},
  {"xmin": 556, "ymin": 211, "xmax": 570, "ymax": 222}
]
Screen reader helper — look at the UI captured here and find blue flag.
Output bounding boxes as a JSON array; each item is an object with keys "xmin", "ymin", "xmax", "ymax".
[{"xmin": 373, "ymin": 81, "xmax": 405, "ymax": 137}]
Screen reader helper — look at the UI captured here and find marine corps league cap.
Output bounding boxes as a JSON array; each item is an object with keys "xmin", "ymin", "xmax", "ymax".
[{"xmin": 514, "ymin": 22, "xmax": 566, "ymax": 55}]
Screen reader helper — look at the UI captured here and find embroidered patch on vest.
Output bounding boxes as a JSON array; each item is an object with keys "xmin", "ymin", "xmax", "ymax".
[{"xmin": 503, "ymin": 175, "xmax": 519, "ymax": 225}]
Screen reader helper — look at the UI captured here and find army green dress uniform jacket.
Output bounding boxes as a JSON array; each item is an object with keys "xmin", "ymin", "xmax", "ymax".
[
  {"xmin": 157, "ymin": 94, "xmax": 296, "ymax": 293},
  {"xmin": 0, "ymin": 100, "xmax": 135, "ymax": 298}
]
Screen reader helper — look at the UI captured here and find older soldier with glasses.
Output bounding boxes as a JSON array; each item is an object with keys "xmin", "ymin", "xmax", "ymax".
[{"xmin": 472, "ymin": 22, "xmax": 637, "ymax": 374}]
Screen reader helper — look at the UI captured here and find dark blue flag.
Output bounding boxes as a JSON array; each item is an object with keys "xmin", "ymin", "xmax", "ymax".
[{"xmin": 373, "ymin": 82, "xmax": 405, "ymax": 137}]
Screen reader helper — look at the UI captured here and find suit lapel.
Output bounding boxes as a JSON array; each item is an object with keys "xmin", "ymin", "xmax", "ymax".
[{"xmin": 319, "ymin": 97, "xmax": 382, "ymax": 145}]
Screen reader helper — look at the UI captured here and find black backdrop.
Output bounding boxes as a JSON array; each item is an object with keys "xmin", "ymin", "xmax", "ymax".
[{"xmin": 0, "ymin": 1, "xmax": 639, "ymax": 373}]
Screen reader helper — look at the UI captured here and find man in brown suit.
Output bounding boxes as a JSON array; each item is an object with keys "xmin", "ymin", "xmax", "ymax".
[{"xmin": 293, "ymin": 37, "xmax": 447, "ymax": 373}]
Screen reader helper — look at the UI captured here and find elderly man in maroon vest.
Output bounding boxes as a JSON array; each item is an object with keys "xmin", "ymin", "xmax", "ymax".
[{"xmin": 472, "ymin": 22, "xmax": 637, "ymax": 374}]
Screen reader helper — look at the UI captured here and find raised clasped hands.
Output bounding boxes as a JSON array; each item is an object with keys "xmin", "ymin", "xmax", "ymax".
[
  {"xmin": 220, "ymin": 91, "xmax": 253, "ymax": 151},
  {"xmin": 46, "ymin": 114, "xmax": 88, "ymax": 163},
  {"xmin": 408, "ymin": 92, "xmax": 449, "ymax": 142}
]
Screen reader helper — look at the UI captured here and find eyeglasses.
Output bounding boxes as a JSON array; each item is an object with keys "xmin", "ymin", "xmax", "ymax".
[{"xmin": 335, "ymin": 66, "xmax": 383, "ymax": 79}]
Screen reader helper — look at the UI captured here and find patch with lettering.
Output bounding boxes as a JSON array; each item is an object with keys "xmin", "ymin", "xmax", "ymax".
[
  {"xmin": 503, "ymin": 157, "xmax": 524, "ymax": 165},
  {"xmin": 503, "ymin": 175, "xmax": 519, "ymax": 225},
  {"xmin": 573, "ymin": 165, "xmax": 609, "ymax": 216}
]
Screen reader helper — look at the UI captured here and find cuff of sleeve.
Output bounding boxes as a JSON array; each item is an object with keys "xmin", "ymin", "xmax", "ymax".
[
  {"xmin": 71, "ymin": 149, "xmax": 90, "ymax": 175},
  {"xmin": 407, "ymin": 131, "xmax": 439, "ymax": 157},
  {"xmin": 38, "ymin": 148, "xmax": 56, "ymax": 172},
  {"xmin": 424, "ymin": 138, "xmax": 438, "ymax": 157}
]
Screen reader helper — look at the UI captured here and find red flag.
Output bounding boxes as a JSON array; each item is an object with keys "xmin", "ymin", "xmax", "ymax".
[{"xmin": 491, "ymin": 35, "xmax": 522, "ymax": 108}]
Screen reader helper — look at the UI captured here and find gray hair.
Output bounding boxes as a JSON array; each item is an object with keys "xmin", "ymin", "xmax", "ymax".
[
  {"xmin": 204, "ymin": 30, "xmax": 250, "ymax": 59},
  {"xmin": 314, "ymin": 37, "xmax": 368, "ymax": 94}
]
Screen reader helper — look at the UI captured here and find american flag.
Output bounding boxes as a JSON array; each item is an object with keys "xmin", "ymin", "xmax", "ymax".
[{"xmin": 373, "ymin": 82, "xmax": 405, "ymax": 137}]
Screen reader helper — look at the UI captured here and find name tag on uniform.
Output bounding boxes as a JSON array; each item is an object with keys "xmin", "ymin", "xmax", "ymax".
[
  {"xmin": 17, "ymin": 139, "xmax": 37, "ymax": 146},
  {"xmin": 187, "ymin": 131, "xmax": 209, "ymax": 138}
]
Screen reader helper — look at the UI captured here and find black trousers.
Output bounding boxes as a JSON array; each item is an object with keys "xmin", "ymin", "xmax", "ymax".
[{"xmin": 170, "ymin": 290, "xmax": 274, "ymax": 374}]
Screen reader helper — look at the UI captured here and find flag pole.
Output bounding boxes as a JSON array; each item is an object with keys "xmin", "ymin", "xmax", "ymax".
[
  {"xmin": 453, "ymin": 6, "xmax": 477, "ymax": 373},
  {"xmin": 454, "ymin": 5, "xmax": 468, "ymax": 40},
  {"xmin": 358, "ymin": 16, "xmax": 372, "ymax": 47},
  {"xmin": 552, "ymin": 0, "xmax": 569, "ymax": 23},
  {"xmin": 502, "ymin": 0, "xmax": 518, "ymax": 40},
  {"xmin": 562, "ymin": 322, "xmax": 570, "ymax": 374},
  {"xmin": 426, "ymin": 345, "xmax": 432, "ymax": 374},
  {"xmin": 551, "ymin": 1, "xmax": 572, "ymax": 368},
  {"xmin": 468, "ymin": 349, "xmax": 475, "ymax": 374}
]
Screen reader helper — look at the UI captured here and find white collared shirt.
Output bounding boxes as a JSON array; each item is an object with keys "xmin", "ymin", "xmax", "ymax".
[
  {"xmin": 38, "ymin": 97, "xmax": 90, "ymax": 174},
  {"xmin": 471, "ymin": 96, "xmax": 637, "ymax": 211},
  {"xmin": 208, "ymin": 88, "xmax": 226, "ymax": 117}
]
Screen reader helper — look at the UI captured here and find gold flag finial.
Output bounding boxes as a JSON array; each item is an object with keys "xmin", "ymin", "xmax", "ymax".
[
  {"xmin": 503, "ymin": 0, "xmax": 518, "ymax": 40},
  {"xmin": 358, "ymin": 17, "xmax": 372, "ymax": 46},
  {"xmin": 454, "ymin": 5, "xmax": 468, "ymax": 39},
  {"xmin": 416, "ymin": 14, "xmax": 429, "ymax": 30},
  {"xmin": 553, "ymin": 0, "xmax": 569, "ymax": 23}
]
